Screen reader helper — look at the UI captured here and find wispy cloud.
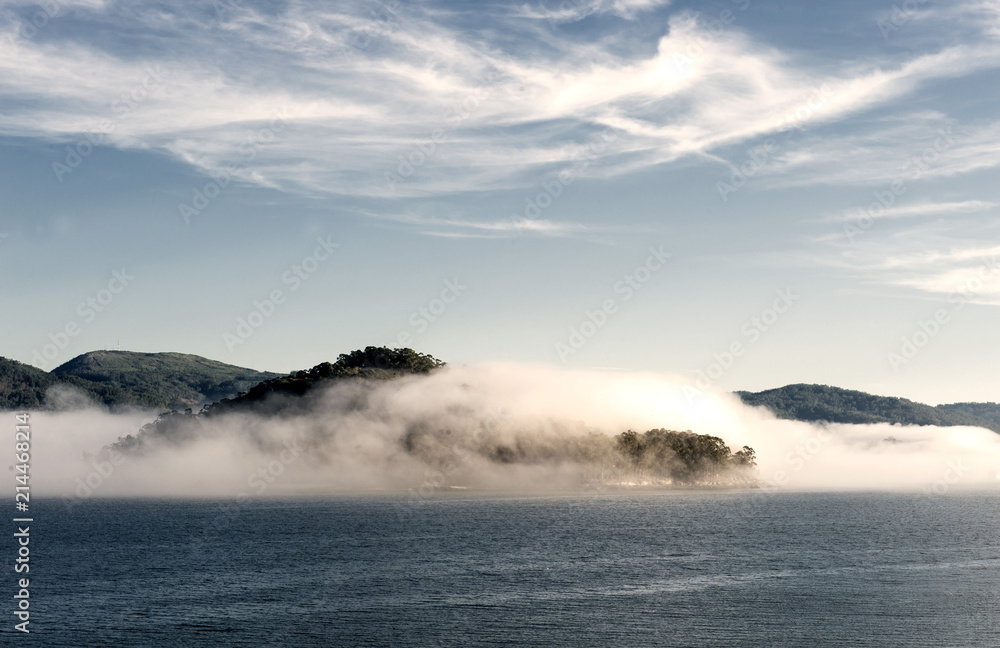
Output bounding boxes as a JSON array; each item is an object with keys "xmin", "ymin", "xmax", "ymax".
[
  {"xmin": 1, "ymin": 0, "xmax": 999, "ymax": 204},
  {"xmin": 514, "ymin": 0, "xmax": 673, "ymax": 23},
  {"xmin": 813, "ymin": 214, "xmax": 1000, "ymax": 304},
  {"xmin": 358, "ymin": 209, "xmax": 627, "ymax": 239},
  {"xmin": 829, "ymin": 200, "xmax": 997, "ymax": 222},
  {"xmin": 762, "ymin": 118, "xmax": 1000, "ymax": 190}
]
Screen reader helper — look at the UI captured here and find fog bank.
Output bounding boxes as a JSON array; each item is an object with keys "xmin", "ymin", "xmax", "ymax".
[{"xmin": 26, "ymin": 363, "xmax": 1000, "ymax": 501}]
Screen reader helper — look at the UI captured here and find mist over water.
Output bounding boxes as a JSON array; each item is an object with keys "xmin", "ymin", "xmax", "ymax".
[{"xmin": 30, "ymin": 364, "xmax": 1000, "ymax": 500}]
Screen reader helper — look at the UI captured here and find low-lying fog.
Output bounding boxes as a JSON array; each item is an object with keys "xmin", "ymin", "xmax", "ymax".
[{"xmin": 27, "ymin": 364, "xmax": 1000, "ymax": 502}]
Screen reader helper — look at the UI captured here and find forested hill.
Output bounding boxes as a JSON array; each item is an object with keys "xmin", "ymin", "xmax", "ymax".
[
  {"xmin": 5, "ymin": 348, "xmax": 998, "ymax": 436},
  {"xmin": 202, "ymin": 346, "xmax": 444, "ymax": 414},
  {"xmin": 110, "ymin": 346, "xmax": 447, "ymax": 452},
  {"xmin": 0, "ymin": 355, "xmax": 135, "ymax": 410},
  {"xmin": 0, "ymin": 351, "xmax": 278, "ymax": 411},
  {"xmin": 52, "ymin": 351, "xmax": 279, "ymax": 408},
  {"xmin": 110, "ymin": 348, "xmax": 759, "ymax": 488},
  {"xmin": 736, "ymin": 384, "xmax": 1000, "ymax": 433}
]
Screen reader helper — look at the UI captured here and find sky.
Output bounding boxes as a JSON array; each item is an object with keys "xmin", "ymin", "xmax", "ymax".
[{"xmin": 1, "ymin": 0, "xmax": 999, "ymax": 405}]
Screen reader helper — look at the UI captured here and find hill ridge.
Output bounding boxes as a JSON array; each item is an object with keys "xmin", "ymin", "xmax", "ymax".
[
  {"xmin": 1, "ymin": 350, "xmax": 279, "ymax": 411},
  {"xmin": 737, "ymin": 383, "xmax": 1000, "ymax": 433}
]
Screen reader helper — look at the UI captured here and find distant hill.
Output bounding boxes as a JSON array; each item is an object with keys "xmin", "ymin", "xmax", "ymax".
[
  {"xmin": 0, "ymin": 356, "xmax": 137, "ymax": 410},
  {"xmin": 0, "ymin": 356, "xmax": 60, "ymax": 409},
  {"xmin": 112, "ymin": 346, "xmax": 446, "ymax": 452},
  {"xmin": 52, "ymin": 351, "xmax": 280, "ymax": 409},
  {"xmin": 0, "ymin": 351, "xmax": 278, "ymax": 411},
  {"xmin": 936, "ymin": 402, "xmax": 1000, "ymax": 430},
  {"xmin": 736, "ymin": 384, "xmax": 1000, "ymax": 434}
]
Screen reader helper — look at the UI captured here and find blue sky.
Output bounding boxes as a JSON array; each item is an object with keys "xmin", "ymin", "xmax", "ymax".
[{"xmin": 1, "ymin": 0, "xmax": 999, "ymax": 404}]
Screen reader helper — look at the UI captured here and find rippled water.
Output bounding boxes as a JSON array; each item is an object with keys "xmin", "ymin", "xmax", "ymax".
[{"xmin": 23, "ymin": 491, "xmax": 1000, "ymax": 646}]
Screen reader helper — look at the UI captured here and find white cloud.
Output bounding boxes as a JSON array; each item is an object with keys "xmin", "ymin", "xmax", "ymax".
[
  {"xmin": 514, "ymin": 0, "xmax": 672, "ymax": 23},
  {"xmin": 830, "ymin": 200, "xmax": 997, "ymax": 222},
  {"xmin": 358, "ymin": 209, "xmax": 633, "ymax": 240},
  {"xmin": 762, "ymin": 118, "xmax": 1000, "ymax": 190},
  {"xmin": 0, "ymin": 0, "xmax": 999, "ymax": 204},
  {"xmin": 813, "ymin": 212, "xmax": 1000, "ymax": 304}
]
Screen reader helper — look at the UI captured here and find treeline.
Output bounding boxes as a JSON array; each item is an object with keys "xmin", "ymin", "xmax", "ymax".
[
  {"xmin": 0, "ymin": 356, "xmax": 137, "ymax": 410},
  {"xmin": 113, "ymin": 347, "xmax": 446, "ymax": 452},
  {"xmin": 204, "ymin": 346, "xmax": 444, "ymax": 414},
  {"xmin": 616, "ymin": 429, "xmax": 756, "ymax": 482},
  {"xmin": 0, "ymin": 351, "xmax": 278, "ymax": 411},
  {"xmin": 737, "ymin": 384, "xmax": 1000, "ymax": 433}
]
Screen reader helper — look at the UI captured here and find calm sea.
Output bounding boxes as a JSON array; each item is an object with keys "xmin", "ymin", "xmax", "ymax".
[{"xmin": 16, "ymin": 491, "xmax": 1000, "ymax": 647}]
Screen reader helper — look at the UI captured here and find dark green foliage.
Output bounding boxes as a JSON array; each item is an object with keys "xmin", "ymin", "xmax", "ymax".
[
  {"xmin": 113, "ymin": 347, "xmax": 445, "ymax": 452},
  {"xmin": 737, "ymin": 384, "xmax": 1000, "ymax": 433},
  {"xmin": 0, "ymin": 357, "xmax": 60, "ymax": 410},
  {"xmin": 936, "ymin": 402, "xmax": 1000, "ymax": 430},
  {"xmin": 0, "ymin": 351, "xmax": 278, "ymax": 411},
  {"xmin": 52, "ymin": 351, "xmax": 279, "ymax": 409},
  {"xmin": 113, "ymin": 408, "xmax": 202, "ymax": 454},
  {"xmin": 0, "ymin": 356, "xmax": 137, "ymax": 410},
  {"xmin": 205, "ymin": 346, "xmax": 444, "ymax": 414},
  {"xmin": 407, "ymin": 425, "xmax": 757, "ymax": 485},
  {"xmin": 106, "ymin": 345, "xmax": 753, "ymax": 486},
  {"xmin": 616, "ymin": 429, "xmax": 756, "ymax": 483}
]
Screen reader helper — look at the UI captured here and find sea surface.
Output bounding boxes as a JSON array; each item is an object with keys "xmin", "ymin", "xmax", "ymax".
[{"xmin": 16, "ymin": 491, "xmax": 1000, "ymax": 647}]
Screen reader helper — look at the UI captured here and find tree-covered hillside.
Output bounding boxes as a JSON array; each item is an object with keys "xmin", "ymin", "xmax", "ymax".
[
  {"xmin": 112, "ymin": 347, "xmax": 447, "ymax": 451},
  {"xmin": 737, "ymin": 384, "xmax": 1000, "ymax": 433},
  {"xmin": 936, "ymin": 402, "xmax": 1000, "ymax": 430},
  {"xmin": 52, "ymin": 351, "xmax": 279, "ymax": 409},
  {"xmin": 0, "ymin": 351, "xmax": 278, "ymax": 411},
  {"xmin": 111, "ymin": 347, "xmax": 757, "ymax": 488},
  {"xmin": 1, "ymin": 356, "xmax": 66, "ymax": 410},
  {"xmin": 0, "ymin": 356, "xmax": 137, "ymax": 410},
  {"xmin": 194, "ymin": 346, "xmax": 442, "ymax": 414},
  {"xmin": 616, "ymin": 429, "xmax": 756, "ymax": 484}
]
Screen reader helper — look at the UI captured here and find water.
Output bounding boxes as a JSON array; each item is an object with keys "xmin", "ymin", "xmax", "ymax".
[{"xmin": 18, "ymin": 491, "xmax": 1000, "ymax": 646}]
